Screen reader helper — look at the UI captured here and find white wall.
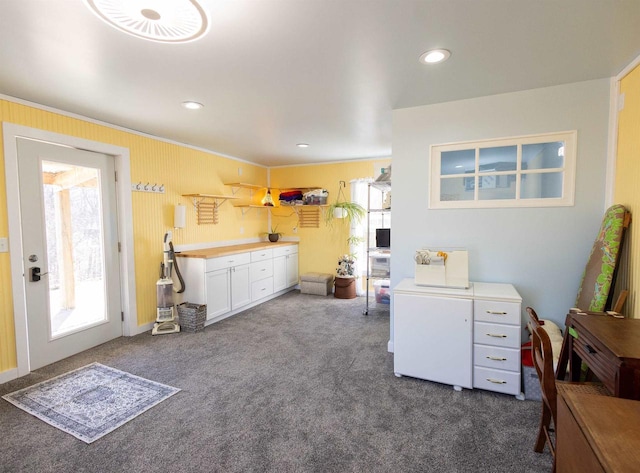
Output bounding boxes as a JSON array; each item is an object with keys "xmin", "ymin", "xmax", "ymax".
[{"xmin": 391, "ymin": 79, "xmax": 611, "ymax": 339}]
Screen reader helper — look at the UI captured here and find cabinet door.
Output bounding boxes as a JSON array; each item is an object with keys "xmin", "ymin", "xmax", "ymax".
[
  {"xmin": 272, "ymin": 256, "xmax": 286, "ymax": 293},
  {"xmin": 205, "ymin": 269, "xmax": 231, "ymax": 319},
  {"xmin": 394, "ymin": 293, "xmax": 473, "ymax": 388},
  {"xmin": 231, "ymin": 264, "xmax": 251, "ymax": 310},
  {"xmin": 285, "ymin": 253, "xmax": 299, "ymax": 287}
]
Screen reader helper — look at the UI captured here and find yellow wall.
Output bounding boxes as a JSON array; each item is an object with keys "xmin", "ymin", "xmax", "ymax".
[
  {"xmin": 615, "ymin": 64, "xmax": 640, "ymax": 318},
  {"xmin": 0, "ymin": 99, "xmax": 269, "ymax": 373},
  {"xmin": 0, "ymin": 98, "xmax": 390, "ymax": 375},
  {"xmin": 270, "ymin": 160, "xmax": 390, "ymax": 277}
]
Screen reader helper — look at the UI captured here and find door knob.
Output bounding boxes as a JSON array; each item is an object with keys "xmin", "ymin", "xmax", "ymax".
[{"xmin": 30, "ymin": 266, "xmax": 48, "ymax": 282}]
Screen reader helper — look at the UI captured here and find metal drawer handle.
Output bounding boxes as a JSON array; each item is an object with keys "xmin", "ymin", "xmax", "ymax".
[
  {"xmin": 585, "ymin": 344, "xmax": 597, "ymax": 355},
  {"xmin": 486, "ymin": 310, "xmax": 507, "ymax": 315},
  {"xmin": 486, "ymin": 333, "xmax": 507, "ymax": 338},
  {"xmin": 486, "ymin": 356, "xmax": 507, "ymax": 361},
  {"xmin": 486, "ymin": 378, "xmax": 507, "ymax": 384}
]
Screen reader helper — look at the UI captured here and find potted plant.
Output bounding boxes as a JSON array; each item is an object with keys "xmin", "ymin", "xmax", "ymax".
[
  {"xmin": 263, "ymin": 225, "xmax": 282, "ymax": 242},
  {"xmin": 324, "ymin": 181, "xmax": 365, "ymax": 226},
  {"xmin": 334, "ymin": 254, "xmax": 357, "ymax": 299}
]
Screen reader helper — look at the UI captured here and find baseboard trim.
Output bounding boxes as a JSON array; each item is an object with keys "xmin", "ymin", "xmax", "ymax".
[{"xmin": 0, "ymin": 368, "xmax": 18, "ymax": 385}]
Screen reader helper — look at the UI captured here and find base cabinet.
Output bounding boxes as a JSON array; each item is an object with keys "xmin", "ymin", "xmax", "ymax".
[
  {"xmin": 393, "ymin": 279, "xmax": 522, "ymax": 397},
  {"xmin": 178, "ymin": 243, "xmax": 298, "ymax": 325},
  {"xmin": 273, "ymin": 245, "xmax": 299, "ymax": 292},
  {"xmin": 394, "ymin": 291, "xmax": 473, "ymax": 389}
]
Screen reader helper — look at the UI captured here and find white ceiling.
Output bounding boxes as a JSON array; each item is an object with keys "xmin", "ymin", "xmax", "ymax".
[{"xmin": 1, "ymin": 0, "xmax": 639, "ymax": 167}]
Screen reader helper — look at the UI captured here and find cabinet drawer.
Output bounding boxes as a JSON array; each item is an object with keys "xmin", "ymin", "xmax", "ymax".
[
  {"xmin": 251, "ymin": 277, "xmax": 274, "ymax": 301},
  {"xmin": 474, "ymin": 300, "xmax": 521, "ymax": 326},
  {"xmin": 273, "ymin": 245, "xmax": 298, "ymax": 257},
  {"xmin": 474, "ymin": 322, "xmax": 521, "ymax": 349},
  {"xmin": 206, "ymin": 252, "xmax": 250, "ymax": 272},
  {"xmin": 572, "ymin": 329, "xmax": 618, "ymax": 395},
  {"xmin": 474, "ymin": 345, "xmax": 520, "ymax": 372},
  {"xmin": 251, "ymin": 248, "xmax": 273, "ymax": 262},
  {"xmin": 473, "ymin": 366, "xmax": 520, "ymax": 395},
  {"xmin": 251, "ymin": 259, "xmax": 273, "ymax": 282}
]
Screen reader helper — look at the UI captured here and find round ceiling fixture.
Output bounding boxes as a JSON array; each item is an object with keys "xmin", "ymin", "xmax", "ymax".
[
  {"xmin": 182, "ymin": 101, "xmax": 204, "ymax": 110},
  {"xmin": 84, "ymin": 0, "xmax": 210, "ymax": 43},
  {"xmin": 419, "ymin": 49, "xmax": 451, "ymax": 64},
  {"xmin": 296, "ymin": 143, "xmax": 310, "ymax": 148}
]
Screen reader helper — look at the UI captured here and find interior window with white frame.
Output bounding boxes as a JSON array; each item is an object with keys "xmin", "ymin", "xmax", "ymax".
[{"xmin": 429, "ymin": 131, "xmax": 577, "ymax": 209}]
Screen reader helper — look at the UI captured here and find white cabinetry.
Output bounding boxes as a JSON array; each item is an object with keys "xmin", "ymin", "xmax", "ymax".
[
  {"xmin": 177, "ymin": 243, "xmax": 298, "ymax": 325},
  {"xmin": 393, "ymin": 282, "xmax": 473, "ymax": 390},
  {"xmin": 250, "ymin": 249, "xmax": 274, "ymax": 302},
  {"xmin": 393, "ymin": 279, "xmax": 523, "ymax": 398},
  {"xmin": 472, "ymin": 283, "xmax": 523, "ymax": 397},
  {"xmin": 272, "ymin": 245, "xmax": 299, "ymax": 292}
]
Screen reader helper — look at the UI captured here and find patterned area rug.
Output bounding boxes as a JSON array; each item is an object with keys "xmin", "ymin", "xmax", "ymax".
[{"xmin": 2, "ymin": 362, "xmax": 180, "ymax": 443}]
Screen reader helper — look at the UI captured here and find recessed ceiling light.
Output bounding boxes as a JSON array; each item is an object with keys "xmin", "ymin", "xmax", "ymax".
[
  {"xmin": 419, "ymin": 49, "xmax": 451, "ymax": 64},
  {"xmin": 297, "ymin": 143, "xmax": 310, "ymax": 148},
  {"xmin": 84, "ymin": 0, "xmax": 210, "ymax": 43},
  {"xmin": 182, "ymin": 101, "xmax": 204, "ymax": 110}
]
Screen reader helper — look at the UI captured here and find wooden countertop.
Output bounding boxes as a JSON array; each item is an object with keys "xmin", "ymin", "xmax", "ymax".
[{"xmin": 176, "ymin": 241, "xmax": 298, "ymax": 259}]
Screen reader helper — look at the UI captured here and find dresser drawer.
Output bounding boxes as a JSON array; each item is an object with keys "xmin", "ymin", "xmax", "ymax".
[
  {"xmin": 473, "ymin": 366, "xmax": 520, "ymax": 395},
  {"xmin": 474, "ymin": 322, "xmax": 521, "ymax": 349},
  {"xmin": 273, "ymin": 245, "xmax": 298, "ymax": 257},
  {"xmin": 572, "ymin": 329, "xmax": 618, "ymax": 395},
  {"xmin": 206, "ymin": 252, "xmax": 251, "ymax": 271},
  {"xmin": 251, "ymin": 248, "xmax": 273, "ymax": 262},
  {"xmin": 474, "ymin": 345, "xmax": 520, "ymax": 372},
  {"xmin": 474, "ymin": 300, "xmax": 521, "ymax": 326},
  {"xmin": 251, "ymin": 277, "xmax": 274, "ymax": 301},
  {"xmin": 250, "ymin": 259, "xmax": 273, "ymax": 282}
]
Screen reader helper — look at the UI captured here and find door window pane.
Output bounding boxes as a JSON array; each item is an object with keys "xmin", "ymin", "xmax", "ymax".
[{"xmin": 42, "ymin": 161, "xmax": 106, "ymax": 338}]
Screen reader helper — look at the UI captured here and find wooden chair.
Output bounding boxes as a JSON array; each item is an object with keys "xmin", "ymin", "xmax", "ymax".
[{"xmin": 526, "ymin": 307, "xmax": 609, "ymax": 473}]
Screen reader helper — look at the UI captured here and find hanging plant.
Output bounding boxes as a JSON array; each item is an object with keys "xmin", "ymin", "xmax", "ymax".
[{"xmin": 324, "ymin": 180, "xmax": 365, "ymax": 226}]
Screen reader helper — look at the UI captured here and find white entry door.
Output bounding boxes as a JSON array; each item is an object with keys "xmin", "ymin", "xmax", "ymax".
[{"xmin": 17, "ymin": 138, "xmax": 122, "ymax": 370}]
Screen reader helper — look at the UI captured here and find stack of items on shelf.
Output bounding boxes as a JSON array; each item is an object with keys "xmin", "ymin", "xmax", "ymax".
[
  {"xmin": 303, "ymin": 188, "xmax": 328, "ymax": 205},
  {"xmin": 279, "ymin": 189, "xmax": 304, "ymax": 205}
]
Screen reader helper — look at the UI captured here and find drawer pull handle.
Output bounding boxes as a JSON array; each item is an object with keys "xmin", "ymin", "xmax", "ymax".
[
  {"xmin": 486, "ymin": 356, "xmax": 507, "ymax": 361},
  {"xmin": 486, "ymin": 378, "xmax": 507, "ymax": 384},
  {"xmin": 486, "ymin": 333, "xmax": 507, "ymax": 338},
  {"xmin": 486, "ymin": 310, "xmax": 507, "ymax": 315},
  {"xmin": 585, "ymin": 344, "xmax": 597, "ymax": 355}
]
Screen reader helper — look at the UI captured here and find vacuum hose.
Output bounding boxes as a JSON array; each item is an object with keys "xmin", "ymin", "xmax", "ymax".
[{"xmin": 169, "ymin": 241, "xmax": 185, "ymax": 293}]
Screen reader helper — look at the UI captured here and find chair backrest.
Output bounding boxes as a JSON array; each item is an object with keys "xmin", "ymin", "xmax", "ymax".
[{"xmin": 527, "ymin": 307, "xmax": 558, "ymax": 420}]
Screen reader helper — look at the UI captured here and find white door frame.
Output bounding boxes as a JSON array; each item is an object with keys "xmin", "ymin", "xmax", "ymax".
[{"xmin": 3, "ymin": 122, "xmax": 138, "ymax": 377}]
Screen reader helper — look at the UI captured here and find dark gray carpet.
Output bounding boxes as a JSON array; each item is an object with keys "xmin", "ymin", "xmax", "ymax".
[{"xmin": 0, "ymin": 292, "xmax": 551, "ymax": 472}]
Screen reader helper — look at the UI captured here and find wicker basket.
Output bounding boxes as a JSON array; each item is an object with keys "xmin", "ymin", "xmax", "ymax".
[{"xmin": 177, "ymin": 303, "xmax": 206, "ymax": 332}]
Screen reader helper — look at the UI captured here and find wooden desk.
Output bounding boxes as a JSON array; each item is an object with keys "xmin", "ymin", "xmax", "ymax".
[
  {"xmin": 557, "ymin": 313, "xmax": 640, "ymax": 400},
  {"xmin": 557, "ymin": 388, "xmax": 640, "ymax": 473}
]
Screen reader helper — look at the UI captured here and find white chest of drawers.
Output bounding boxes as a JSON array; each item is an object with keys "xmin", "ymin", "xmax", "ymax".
[{"xmin": 393, "ymin": 279, "xmax": 523, "ymax": 399}]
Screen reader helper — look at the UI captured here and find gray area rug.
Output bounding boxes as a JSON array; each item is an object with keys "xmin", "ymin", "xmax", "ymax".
[
  {"xmin": 2, "ymin": 362, "xmax": 180, "ymax": 443},
  {"xmin": 0, "ymin": 292, "xmax": 551, "ymax": 472}
]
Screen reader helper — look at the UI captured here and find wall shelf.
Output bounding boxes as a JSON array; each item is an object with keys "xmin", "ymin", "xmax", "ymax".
[{"xmin": 182, "ymin": 193, "xmax": 239, "ymax": 224}]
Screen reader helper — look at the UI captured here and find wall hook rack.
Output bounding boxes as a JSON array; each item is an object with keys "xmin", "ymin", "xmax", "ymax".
[{"xmin": 131, "ymin": 181, "xmax": 165, "ymax": 193}]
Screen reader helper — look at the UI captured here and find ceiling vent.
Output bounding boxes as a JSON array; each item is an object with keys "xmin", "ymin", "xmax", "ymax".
[{"xmin": 84, "ymin": 0, "xmax": 210, "ymax": 43}]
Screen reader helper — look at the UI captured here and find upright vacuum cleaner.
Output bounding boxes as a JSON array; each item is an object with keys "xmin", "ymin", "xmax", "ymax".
[{"xmin": 152, "ymin": 231, "xmax": 185, "ymax": 335}]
